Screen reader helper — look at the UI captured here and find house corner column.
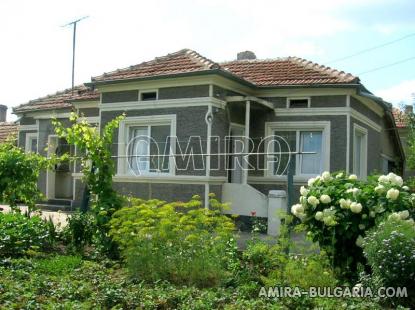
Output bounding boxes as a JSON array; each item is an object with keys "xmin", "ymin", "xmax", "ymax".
[{"xmin": 243, "ymin": 100, "xmax": 250, "ymax": 184}]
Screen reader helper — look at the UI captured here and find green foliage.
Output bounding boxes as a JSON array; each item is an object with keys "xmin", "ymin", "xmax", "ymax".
[
  {"xmin": 291, "ymin": 171, "xmax": 415, "ymax": 279},
  {"xmin": 109, "ymin": 194, "xmax": 236, "ymax": 287},
  {"xmin": 0, "ymin": 141, "xmax": 50, "ymax": 212},
  {"xmin": 53, "ymin": 112, "xmax": 125, "ymax": 256},
  {"xmin": 363, "ymin": 216, "xmax": 415, "ymax": 289},
  {"xmin": 0, "ymin": 212, "xmax": 53, "ymax": 257},
  {"xmin": 61, "ymin": 211, "xmax": 97, "ymax": 253},
  {"xmin": 0, "ymin": 255, "xmax": 384, "ymax": 309},
  {"xmin": 34, "ymin": 255, "xmax": 83, "ymax": 276}
]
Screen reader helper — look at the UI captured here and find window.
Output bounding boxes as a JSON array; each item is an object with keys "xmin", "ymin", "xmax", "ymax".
[
  {"xmin": 273, "ymin": 130, "xmax": 323, "ymax": 176},
  {"xmin": 287, "ymin": 98, "xmax": 310, "ymax": 108},
  {"xmin": 127, "ymin": 125, "xmax": 171, "ymax": 174},
  {"xmin": 266, "ymin": 121, "xmax": 330, "ymax": 178},
  {"xmin": 25, "ymin": 133, "xmax": 38, "ymax": 153},
  {"xmin": 117, "ymin": 115, "xmax": 176, "ymax": 176},
  {"xmin": 353, "ymin": 125, "xmax": 368, "ymax": 179},
  {"xmin": 381, "ymin": 155, "xmax": 396, "ymax": 174},
  {"xmin": 140, "ymin": 91, "xmax": 158, "ymax": 101}
]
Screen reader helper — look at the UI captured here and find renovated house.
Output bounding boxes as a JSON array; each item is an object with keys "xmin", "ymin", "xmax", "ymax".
[{"xmin": 13, "ymin": 49, "xmax": 404, "ymax": 223}]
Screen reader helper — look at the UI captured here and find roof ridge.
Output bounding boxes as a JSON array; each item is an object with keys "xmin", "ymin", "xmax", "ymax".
[
  {"xmin": 185, "ymin": 49, "xmax": 221, "ymax": 69},
  {"xmin": 288, "ymin": 56, "xmax": 358, "ymax": 82},
  {"xmin": 220, "ymin": 57, "xmax": 289, "ymax": 65}
]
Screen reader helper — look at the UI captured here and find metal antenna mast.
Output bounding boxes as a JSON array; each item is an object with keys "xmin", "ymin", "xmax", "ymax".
[{"xmin": 62, "ymin": 16, "xmax": 89, "ymax": 93}]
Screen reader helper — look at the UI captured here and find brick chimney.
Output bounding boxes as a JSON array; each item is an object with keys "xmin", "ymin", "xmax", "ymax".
[
  {"xmin": 237, "ymin": 51, "xmax": 256, "ymax": 60},
  {"xmin": 0, "ymin": 105, "xmax": 7, "ymax": 122},
  {"xmin": 405, "ymin": 104, "xmax": 413, "ymax": 114}
]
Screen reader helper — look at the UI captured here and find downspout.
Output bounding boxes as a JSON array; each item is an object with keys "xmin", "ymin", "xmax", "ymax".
[
  {"xmin": 243, "ymin": 100, "xmax": 251, "ymax": 184},
  {"xmin": 204, "ymin": 85, "xmax": 214, "ymax": 208}
]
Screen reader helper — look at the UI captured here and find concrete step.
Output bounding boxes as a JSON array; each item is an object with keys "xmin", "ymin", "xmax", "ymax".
[{"xmin": 35, "ymin": 203, "xmax": 75, "ymax": 212}]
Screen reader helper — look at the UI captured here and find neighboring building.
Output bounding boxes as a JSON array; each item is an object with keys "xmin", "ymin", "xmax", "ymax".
[
  {"xmin": 13, "ymin": 49, "xmax": 404, "ymax": 218},
  {"xmin": 0, "ymin": 105, "xmax": 18, "ymax": 144},
  {"xmin": 393, "ymin": 105, "xmax": 414, "ymax": 178}
]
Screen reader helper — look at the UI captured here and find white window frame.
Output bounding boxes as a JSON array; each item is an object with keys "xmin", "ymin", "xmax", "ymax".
[
  {"xmin": 117, "ymin": 114, "xmax": 176, "ymax": 176},
  {"xmin": 353, "ymin": 124, "xmax": 368, "ymax": 179},
  {"xmin": 265, "ymin": 121, "xmax": 330, "ymax": 180},
  {"xmin": 286, "ymin": 97, "xmax": 311, "ymax": 109},
  {"xmin": 25, "ymin": 132, "xmax": 38, "ymax": 153},
  {"xmin": 139, "ymin": 89, "xmax": 158, "ymax": 101}
]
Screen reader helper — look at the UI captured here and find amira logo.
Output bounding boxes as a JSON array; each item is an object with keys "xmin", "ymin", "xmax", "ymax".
[{"xmin": 124, "ymin": 134, "xmax": 297, "ymax": 176}]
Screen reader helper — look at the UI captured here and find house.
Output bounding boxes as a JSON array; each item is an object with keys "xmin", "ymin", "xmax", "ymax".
[
  {"xmin": 0, "ymin": 105, "xmax": 18, "ymax": 144},
  {"xmin": 393, "ymin": 105, "xmax": 414, "ymax": 178},
  {"xmin": 13, "ymin": 49, "xmax": 404, "ymax": 223}
]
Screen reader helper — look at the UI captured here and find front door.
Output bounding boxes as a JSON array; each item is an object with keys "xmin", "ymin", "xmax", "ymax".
[{"xmin": 230, "ymin": 125, "xmax": 245, "ymax": 184}]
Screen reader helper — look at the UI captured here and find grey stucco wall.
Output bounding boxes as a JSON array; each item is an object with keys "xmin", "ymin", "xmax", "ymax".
[
  {"xmin": 158, "ymin": 85, "xmax": 209, "ymax": 99},
  {"xmin": 248, "ymin": 112, "xmax": 348, "ymax": 176},
  {"xmin": 20, "ymin": 117, "xmax": 36, "ymax": 125},
  {"xmin": 102, "ymin": 90, "xmax": 138, "ymax": 103},
  {"xmin": 78, "ymin": 107, "xmax": 99, "ymax": 117},
  {"xmin": 350, "ymin": 97, "xmax": 382, "ymax": 124},
  {"xmin": 262, "ymin": 95, "xmax": 347, "ymax": 109},
  {"xmin": 101, "ymin": 106, "xmax": 210, "ymax": 176}
]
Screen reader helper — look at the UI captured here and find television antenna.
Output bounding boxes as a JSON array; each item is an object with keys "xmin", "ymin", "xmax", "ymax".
[{"xmin": 62, "ymin": 16, "xmax": 89, "ymax": 93}]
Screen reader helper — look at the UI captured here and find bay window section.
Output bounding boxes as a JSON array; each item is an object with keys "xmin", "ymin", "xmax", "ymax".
[{"xmin": 271, "ymin": 124, "xmax": 327, "ymax": 178}]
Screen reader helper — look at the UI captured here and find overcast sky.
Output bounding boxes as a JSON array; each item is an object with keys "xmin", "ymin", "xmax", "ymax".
[{"xmin": 1, "ymin": 0, "xmax": 414, "ymax": 121}]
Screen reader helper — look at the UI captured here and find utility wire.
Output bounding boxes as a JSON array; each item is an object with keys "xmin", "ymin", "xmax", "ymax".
[
  {"xmin": 358, "ymin": 56, "xmax": 415, "ymax": 75},
  {"xmin": 325, "ymin": 32, "xmax": 415, "ymax": 65}
]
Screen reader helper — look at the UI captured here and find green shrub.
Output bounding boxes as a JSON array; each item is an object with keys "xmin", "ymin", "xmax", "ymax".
[
  {"xmin": 62, "ymin": 211, "xmax": 96, "ymax": 252},
  {"xmin": 291, "ymin": 171, "xmax": 414, "ymax": 279},
  {"xmin": 109, "ymin": 194, "xmax": 236, "ymax": 287},
  {"xmin": 363, "ymin": 216, "xmax": 415, "ymax": 289},
  {"xmin": 0, "ymin": 212, "xmax": 53, "ymax": 257}
]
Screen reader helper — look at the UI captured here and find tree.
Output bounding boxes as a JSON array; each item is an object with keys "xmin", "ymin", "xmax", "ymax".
[{"xmin": 52, "ymin": 112, "xmax": 125, "ymax": 255}]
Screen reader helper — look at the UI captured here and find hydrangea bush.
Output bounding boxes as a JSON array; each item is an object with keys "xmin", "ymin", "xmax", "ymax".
[{"xmin": 291, "ymin": 171, "xmax": 414, "ymax": 278}]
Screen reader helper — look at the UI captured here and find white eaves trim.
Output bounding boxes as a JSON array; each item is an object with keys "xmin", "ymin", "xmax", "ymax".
[
  {"xmin": 274, "ymin": 107, "xmax": 382, "ymax": 132},
  {"xmin": 19, "ymin": 124, "xmax": 38, "ymax": 131},
  {"xmin": 73, "ymin": 101, "xmax": 99, "ymax": 109},
  {"xmin": 99, "ymin": 97, "xmax": 226, "ymax": 111},
  {"xmin": 71, "ymin": 173, "xmax": 227, "ymax": 185}
]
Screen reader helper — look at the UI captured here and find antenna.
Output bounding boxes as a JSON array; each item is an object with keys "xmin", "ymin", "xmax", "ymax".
[{"xmin": 62, "ymin": 16, "xmax": 89, "ymax": 93}]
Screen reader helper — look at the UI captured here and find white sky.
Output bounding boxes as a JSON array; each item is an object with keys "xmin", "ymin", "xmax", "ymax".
[{"xmin": 1, "ymin": 0, "xmax": 414, "ymax": 121}]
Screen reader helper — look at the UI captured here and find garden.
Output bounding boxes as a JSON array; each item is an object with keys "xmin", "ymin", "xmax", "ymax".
[{"xmin": 0, "ymin": 113, "xmax": 414, "ymax": 309}]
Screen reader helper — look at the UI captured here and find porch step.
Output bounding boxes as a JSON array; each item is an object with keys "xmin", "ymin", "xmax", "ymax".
[{"xmin": 36, "ymin": 199, "xmax": 75, "ymax": 212}]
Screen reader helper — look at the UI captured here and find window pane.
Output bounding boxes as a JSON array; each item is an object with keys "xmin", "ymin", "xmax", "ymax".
[
  {"xmin": 128, "ymin": 126, "xmax": 149, "ymax": 174},
  {"xmin": 289, "ymin": 99, "xmax": 308, "ymax": 108},
  {"xmin": 354, "ymin": 133, "xmax": 362, "ymax": 177},
  {"xmin": 150, "ymin": 125, "xmax": 171, "ymax": 172},
  {"xmin": 273, "ymin": 131, "xmax": 296, "ymax": 175},
  {"xmin": 30, "ymin": 138, "xmax": 38, "ymax": 153},
  {"xmin": 300, "ymin": 131, "xmax": 322, "ymax": 174}
]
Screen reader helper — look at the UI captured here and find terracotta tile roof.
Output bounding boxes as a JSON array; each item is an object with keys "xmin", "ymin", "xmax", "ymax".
[
  {"xmin": 0, "ymin": 122, "xmax": 18, "ymax": 143},
  {"xmin": 13, "ymin": 85, "xmax": 99, "ymax": 113},
  {"xmin": 393, "ymin": 108, "xmax": 408, "ymax": 128},
  {"xmin": 92, "ymin": 49, "xmax": 220, "ymax": 82},
  {"xmin": 220, "ymin": 57, "xmax": 359, "ymax": 86}
]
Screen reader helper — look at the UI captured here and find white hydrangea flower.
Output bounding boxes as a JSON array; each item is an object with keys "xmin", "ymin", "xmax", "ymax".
[
  {"xmin": 320, "ymin": 194, "xmax": 331, "ymax": 204},
  {"xmin": 336, "ymin": 172, "xmax": 343, "ymax": 179},
  {"xmin": 291, "ymin": 204, "xmax": 304, "ymax": 218},
  {"xmin": 374, "ymin": 184, "xmax": 385, "ymax": 194},
  {"xmin": 321, "ymin": 171, "xmax": 332, "ymax": 182},
  {"xmin": 399, "ymin": 210, "xmax": 409, "ymax": 220},
  {"xmin": 350, "ymin": 202, "xmax": 363, "ymax": 213},
  {"xmin": 323, "ymin": 215, "xmax": 337, "ymax": 226},
  {"xmin": 378, "ymin": 175, "xmax": 389, "ymax": 183},
  {"xmin": 387, "ymin": 173, "xmax": 403, "ymax": 187},
  {"xmin": 315, "ymin": 211, "xmax": 324, "ymax": 221},
  {"xmin": 300, "ymin": 186, "xmax": 309, "ymax": 196},
  {"xmin": 346, "ymin": 188, "xmax": 360, "ymax": 196},
  {"xmin": 349, "ymin": 174, "xmax": 358, "ymax": 180},
  {"xmin": 369, "ymin": 211, "xmax": 376, "ymax": 218},
  {"xmin": 307, "ymin": 196, "xmax": 320, "ymax": 207},
  {"xmin": 362, "ymin": 214, "xmax": 367, "ymax": 219},
  {"xmin": 358, "ymin": 224, "xmax": 365, "ymax": 230},
  {"xmin": 386, "ymin": 188, "xmax": 399, "ymax": 200},
  {"xmin": 308, "ymin": 178, "xmax": 316, "ymax": 187},
  {"xmin": 299, "ymin": 196, "xmax": 307, "ymax": 206},
  {"xmin": 388, "ymin": 212, "xmax": 401, "ymax": 221},
  {"xmin": 355, "ymin": 235, "xmax": 364, "ymax": 247},
  {"xmin": 406, "ymin": 218, "xmax": 415, "ymax": 226},
  {"xmin": 402, "ymin": 185, "xmax": 409, "ymax": 191},
  {"xmin": 339, "ymin": 198, "xmax": 351, "ymax": 209}
]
